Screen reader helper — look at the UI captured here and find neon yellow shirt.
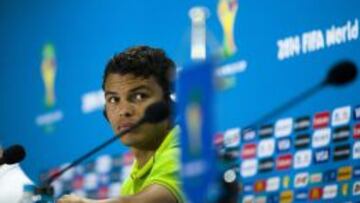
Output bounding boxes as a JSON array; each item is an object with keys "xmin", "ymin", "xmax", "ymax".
[{"xmin": 120, "ymin": 127, "xmax": 184, "ymax": 203}]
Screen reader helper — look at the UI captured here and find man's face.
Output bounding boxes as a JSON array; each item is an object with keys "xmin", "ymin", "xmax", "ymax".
[{"xmin": 104, "ymin": 73, "xmax": 169, "ymax": 149}]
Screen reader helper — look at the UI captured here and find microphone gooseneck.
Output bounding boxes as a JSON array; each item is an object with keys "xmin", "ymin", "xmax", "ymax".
[
  {"xmin": 246, "ymin": 60, "xmax": 358, "ymax": 128},
  {"xmin": 43, "ymin": 101, "xmax": 169, "ymax": 186}
]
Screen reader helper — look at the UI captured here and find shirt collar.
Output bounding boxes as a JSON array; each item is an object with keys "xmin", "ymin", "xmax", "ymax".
[{"xmin": 130, "ymin": 126, "xmax": 179, "ymax": 179}]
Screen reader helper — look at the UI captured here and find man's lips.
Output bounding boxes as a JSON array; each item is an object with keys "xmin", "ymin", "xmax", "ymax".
[{"xmin": 117, "ymin": 123, "xmax": 135, "ymax": 132}]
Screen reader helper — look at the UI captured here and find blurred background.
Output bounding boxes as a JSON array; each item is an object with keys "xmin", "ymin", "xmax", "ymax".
[{"xmin": 1, "ymin": 0, "xmax": 360, "ymax": 202}]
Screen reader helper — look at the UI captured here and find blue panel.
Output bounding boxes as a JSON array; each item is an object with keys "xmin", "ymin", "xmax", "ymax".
[{"xmin": 1, "ymin": 0, "xmax": 360, "ymax": 202}]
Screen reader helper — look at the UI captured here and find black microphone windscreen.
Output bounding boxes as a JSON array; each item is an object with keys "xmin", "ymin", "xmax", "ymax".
[
  {"xmin": 142, "ymin": 102, "xmax": 170, "ymax": 123},
  {"xmin": 325, "ymin": 60, "xmax": 358, "ymax": 86},
  {"xmin": 2, "ymin": 144, "xmax": 26, "ymax": 164}
]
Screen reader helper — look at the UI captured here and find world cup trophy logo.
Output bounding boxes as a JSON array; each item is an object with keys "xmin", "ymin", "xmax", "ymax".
[
  {"xmin": 217, "ymin": 0, "xmax": 238, "ymax": 57},
  {"xmin": 41, "ymin": 43, "xmax": 57, "ymax": 108},
  {"xmin": 185, "ymin": 91, "xmax": 203, "ymax": 156}
]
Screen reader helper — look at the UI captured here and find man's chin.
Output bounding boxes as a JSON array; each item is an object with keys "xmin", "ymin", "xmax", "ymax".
[{"xmin": 120, "ymin": 134, "xmax": 137, "ymax": 146}]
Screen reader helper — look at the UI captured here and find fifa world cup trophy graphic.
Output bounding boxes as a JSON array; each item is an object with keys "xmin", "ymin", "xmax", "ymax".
[
  {"xmin": 217, "ymin": 0, "xmax": 238, "ymax": 57},
  {"xmin": 185, "ymin": 91, "xmax": 203, "ymax": 156},
  {"xmin": 41, "ymin": 43, "xmax": 57, "ymax": 108}
]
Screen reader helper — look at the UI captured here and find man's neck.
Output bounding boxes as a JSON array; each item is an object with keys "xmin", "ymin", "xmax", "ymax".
[
  {"xmin": 132, "ymin": 128, "xmax": 171, "ymax": 168},
  {"xmin": 131, "ymin": 120, "xmax": 172, "ymax": 168},
  {"xmin": 132, "ymin": 132, "xmax": 167, "ymax": 168},
  {"xmin": 132, "ymin": 149, "xmax": 155, "ymax": 168}
]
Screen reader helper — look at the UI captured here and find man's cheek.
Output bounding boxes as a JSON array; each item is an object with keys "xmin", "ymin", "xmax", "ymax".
[{"xmin": 109, "ymin": 120, "xmax": 117, "ymax": 131}]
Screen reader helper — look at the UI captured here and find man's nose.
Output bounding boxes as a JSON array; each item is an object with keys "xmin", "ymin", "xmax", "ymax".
[{"xmin": 117, "ymin": 102, "xmax": 134, "ymax": 117}]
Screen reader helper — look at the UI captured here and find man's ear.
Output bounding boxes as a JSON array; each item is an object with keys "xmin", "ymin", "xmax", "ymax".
[{"xmin": 166, "ymin": 93, "xmax": 176, "ymax": 120}]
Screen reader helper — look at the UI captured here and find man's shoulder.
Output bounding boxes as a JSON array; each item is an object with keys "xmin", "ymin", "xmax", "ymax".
[{"xmin": 157, "ymin": 126, "xmax": 180, "ymax": 154}]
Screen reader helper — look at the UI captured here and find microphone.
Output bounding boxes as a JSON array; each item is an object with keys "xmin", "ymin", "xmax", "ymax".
[
  {"xmin": 43, "ymin": 101, "xmax": 169, "ymax": 187},
  {"xmin": 248, "ymin": 60, "xmax": 357, "ymax": 127},
  {"xmin": 0, "ymin": 144, "xmax": 26, "ymax": 165},
  {"xmin": 324, "ymin": 60, "xmax": 357, "ymax": 86},
  {"xmin": 140, "ymin": 101, "xmax": 170, "ymax": 123}
]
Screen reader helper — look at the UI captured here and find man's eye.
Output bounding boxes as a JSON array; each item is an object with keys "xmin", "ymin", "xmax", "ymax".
[
  {"xmin": 132, "ymin": 93, "xmax": 148, "ymax": 102},
  {"xmin": 107, "ymin": 97, "xmax": 119, "ymax": 104}
]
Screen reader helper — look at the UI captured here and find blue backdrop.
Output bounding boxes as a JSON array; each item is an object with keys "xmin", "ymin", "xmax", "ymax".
[{"xmin": 1, "ymin": 0, "xmax": 360, "ymax": 201}]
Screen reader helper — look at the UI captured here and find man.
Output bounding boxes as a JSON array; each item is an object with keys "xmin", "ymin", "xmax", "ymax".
[
  {"xmin": 58, "ymin": 46, "xmax": 184, "ymax": 203},
  {"xmin": 0, "ymin": 145, "xmax": 33, "ymax": 203}
]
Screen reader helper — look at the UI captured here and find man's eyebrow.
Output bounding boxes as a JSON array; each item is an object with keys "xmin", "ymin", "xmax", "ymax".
[
  {"xmin": 129, "ymin": 85, "xmax": 151, "ymax": 93},
  {"xmin": 104, "ymin": 85, "xmax": 151, "ymax": 97},
  {"xmin": 104, "ymin": 91, "xmax": 118, "ymax": 97}
]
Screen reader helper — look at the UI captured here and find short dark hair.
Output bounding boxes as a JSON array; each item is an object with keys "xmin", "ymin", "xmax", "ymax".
[{"xmin": 102, "ymin": 46, "xmax": 175, "ymax": 100}]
